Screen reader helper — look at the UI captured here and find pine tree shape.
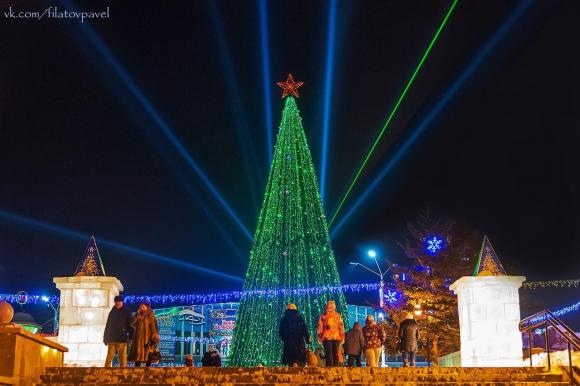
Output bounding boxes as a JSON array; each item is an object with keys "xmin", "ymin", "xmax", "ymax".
[
  {"xmin": 74, "ymin": 235, "xmax": 106, "ymax": 276},
  {"xmin": 473, "ymin": 235, "xmax": 507, "ymax": 276},
  {"xmin": 229, "ymin": 95, "xmax": 347, "ymax": 366}
]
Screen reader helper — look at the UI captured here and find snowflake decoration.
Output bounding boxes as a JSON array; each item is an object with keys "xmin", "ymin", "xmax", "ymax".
[
  {"xmin": 425, "ymin": 235, "xmax": 445, "ymax": 255},
  {"xmin": 383, "ymin": 289, "xmax": 399, "ymax": 304}
]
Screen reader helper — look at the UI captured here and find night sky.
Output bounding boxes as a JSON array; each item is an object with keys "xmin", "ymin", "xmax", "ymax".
[{"xmin": 1, "ymin": 0, "xmax": 578, "ymax": 326}]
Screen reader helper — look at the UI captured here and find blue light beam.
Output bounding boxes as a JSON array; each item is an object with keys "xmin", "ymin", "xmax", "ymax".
[
  {"xmin": 331, "ymin": 0, "xmax": 533, "ymax": 238},
  {"xmin": 319, "ymin": 0, "xmax": 338, "ymax": 205},
  {"xmin": 60, "ymin": 0, "xmax": 252, "ymax": 240},
  {"xmin": 208, "ymin": 1, "xmax": 262, "ymax": 210},
  {"xmin": 0, "ymin": 210, "xmax": 244, "ymax": 283},
  {"xmin": 259, "ymin": 0, "xmax": 274, "ymax": 165}
]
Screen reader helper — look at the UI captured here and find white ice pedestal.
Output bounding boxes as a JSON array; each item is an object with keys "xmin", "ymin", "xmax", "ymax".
[
  {"xmin": 53, "ymin": 276, "xmax": 123, "ymax": 366},
  {"xmin": 450, "ymin": 275, "xmax": 525, "ymax": 367}
]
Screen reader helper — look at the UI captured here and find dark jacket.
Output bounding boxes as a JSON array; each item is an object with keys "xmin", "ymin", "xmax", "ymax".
[
  {"xmin": 278, "ymin": 309, "xmax": 310, "ymax": 365},
  {"xmin": 201, "ymin": 351, "xmax": 221, "ymax": 367},
  {"xmin": 128, "ymin": 309, "xmax": 159, "ymax": 362},
  {"xmin": 398, "ymin": 318, "xmax": 419, "ymax": 352},
  {"xmin": 103, "ymin": 305, "xmax": 132, "ymax": 344},
  {"xmin": 344, "ymin": 325, "xmax": 365, "ymax": 355}
]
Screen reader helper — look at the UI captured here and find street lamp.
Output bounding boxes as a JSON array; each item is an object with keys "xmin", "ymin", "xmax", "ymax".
[
  {"xmin": 350, "ymin": 250, "xmax": 391, "ymax": 308},
  {"xmin": 41, "ymin": 296, "xmax": 59, "ymax": 335},
  {"xmin": 351, "ymin": 249, "xmax": 391, "ymax": 367}
]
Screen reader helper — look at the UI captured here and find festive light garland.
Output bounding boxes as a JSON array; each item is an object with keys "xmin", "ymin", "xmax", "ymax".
[
  {"xmin": 2, "ymin": 280, "xmax": 577, "ymax": 306},
  {"xmin": 122, "ymin": 283, "xmax": 377, "ymax": 305},
  {"xmin": 1, "ymin": 284, "xmax": 375, "ymax": 306},
  {"xmin": 528, "ymin": 301, "xmax": 580, "ymax": 325},
  {"xmin": 0, "ymin": 294, "xmax": 59, "ymax": 304},
  {"xmin": 159, "ymin": 336, "xmax": 225, "ymax": 344},
  {"xmin": 522, "ymin": 279, "xmax": 579, "ymax": 289}
]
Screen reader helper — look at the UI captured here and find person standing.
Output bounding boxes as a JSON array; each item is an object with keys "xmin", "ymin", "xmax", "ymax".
[
  {"xmin": 103, "ymin": 295, "xmax": 132, "ymax": 367},
  {"xmin": 316, "ymin": 300, "xmax": 345, "ymax": 367},
  {"xmin": 344, "ymin": 322, "xmax": 365, "ymax": 367},
  {"xmin": 279, "ymin": 303, "xmax": 311, "ymax": 366},
  {"xmin": 201, "ymin": 349, "xmax": 222, "ymax": 367},
  {"xmin": 398, "ymin": 312, "xmax": 419, "ymax": 367},
  {"xmin": 362, "ymin": 315, "xmax": 385, "ymax": 368},
  {"xmin": 128, "ymin": 300, "xmax": 159, "ymax": 367}
]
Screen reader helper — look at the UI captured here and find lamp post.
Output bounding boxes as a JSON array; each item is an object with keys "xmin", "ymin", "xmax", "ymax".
[
  {"xmin": 413, "ymin": 303, "xmax": 431, "ymax": 367},
  {"xmin": 41, "ymin": 296, "xmax": 59, "ymax": 335},
  {"xmin": 350, "ymin": 249, "xmax": 391, "ymax": 367},
  {"xmin": 350, "ymin": 249, "xmax": 390, "ymax": 308}
]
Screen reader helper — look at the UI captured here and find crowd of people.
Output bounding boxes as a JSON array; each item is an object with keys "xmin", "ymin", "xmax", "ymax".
[
  {"xmin": 278, "ymin": 300, "xmax": 420, "ymax": 368},
  {"xmin": 103, "ymin": 297, "xmax": 419, "ymax": 368},
  {"xmin": 103, "ymin": 296, "xmax": 222, "ymax": 368}
]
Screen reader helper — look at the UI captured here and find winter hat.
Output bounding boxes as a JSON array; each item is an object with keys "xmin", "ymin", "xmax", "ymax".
[
  {"xmin": 114, "ymin": 295, "xmax": 124, "ymax": 302},
  {"xmin": 365, "ymin": 314, "xmax": 375, "ymax": 325},
  {"xmin": 286, "ymin": 303, "xmax": 297, "ymax": 310}
]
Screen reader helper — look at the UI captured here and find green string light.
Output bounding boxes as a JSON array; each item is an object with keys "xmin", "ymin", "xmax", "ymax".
[
  {"xmin": 229, "ymin": 96, "xmax": 347, "ymax": 366},
  {"xmin": 329, "ymin": 0, "xmax": 459, "ymax": 227}
]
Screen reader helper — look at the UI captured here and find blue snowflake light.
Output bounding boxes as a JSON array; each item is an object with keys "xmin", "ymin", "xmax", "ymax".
[
  {"xmin": 425, "ymin": 235, "xmax": 445, "ymax": 255},
  {"xmin": 383, "ymin": 289, "xmax": 400, "ymax": 304}
]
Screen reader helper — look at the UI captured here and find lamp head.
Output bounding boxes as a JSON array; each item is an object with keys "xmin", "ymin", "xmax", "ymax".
[{"xmin": 367, "ymin": 250, "xmax": 377, "ymax": 258}]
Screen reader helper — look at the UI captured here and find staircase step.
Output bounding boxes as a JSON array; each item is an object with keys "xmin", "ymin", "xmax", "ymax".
[{"xmin": 37, "ymin": 367, "xmax": 566, "ymax": 386}]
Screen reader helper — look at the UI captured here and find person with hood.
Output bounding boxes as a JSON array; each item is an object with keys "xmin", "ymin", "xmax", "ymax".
[
  {"xmin": 344, "ymin": 321, "xmax": 365, "ymax": 367},
  {"xmin": 128, "ymin": 300, "xmax": 159, "ymax": 367},
  {"xmin": 103, "ymin": 295, "xmax": 132, "ymax": 367},
  {"xmin": 278, "ymin": 303, "xmax": 311, "ymax": 366},
  {"xmin": 316, "ymin": 300, "xmax": 345, "ymax": 367},
  {"xmin": 398, "ymin": 312, "xmax": 420, "ymax": 367},
  {"xmin": 362, "ymin": 315, "xmax": 385, "ymax": 368}
]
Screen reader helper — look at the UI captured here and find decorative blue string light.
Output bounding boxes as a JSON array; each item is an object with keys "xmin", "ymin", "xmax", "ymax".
[
  {"xmin": 528, "ymin": 301, "xmax": 580, "ymax": 325},
  {"xmin": 122, "ymin": 283, "xmax": 381, "ymax": 305},
  {"xmin": 0, "ymin": 283, "xmax": 380, "ymax": 306},
  {"xmin": 0, "ymin": 294, "xmax": 60, "ymax": 304},
  {"xmin": 1, "ymin": 282, "xmax": 577, "ymax": 312},
  {"xmin": 159, "ymin": 336, "xmax": 224, "ymax": 344}
]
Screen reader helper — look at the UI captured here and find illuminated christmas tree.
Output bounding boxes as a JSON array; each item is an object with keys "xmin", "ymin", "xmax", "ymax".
[
  {"xmin": 229, "ymin": 75, "xmax": 347, "ymax": 366},
  {"xmin": 74, "ymin": 235, "xmax": 106, "ymax": 276}
]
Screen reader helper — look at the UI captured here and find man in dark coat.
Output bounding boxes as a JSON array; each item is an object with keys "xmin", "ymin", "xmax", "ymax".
[
  {"xmin": 103, "ymin": 295, "xmax": 132, "ymax": 367},
  {"xmin": 344, "ymin": 321, "xmax": 365, "ymax": 367},
  {"xmin": 278, "ymin": 303, "xmax": 311, "ymax": 366},
  {"xmin": 398, "ymin": 312, "xmax": 420, "ymax": 367}
]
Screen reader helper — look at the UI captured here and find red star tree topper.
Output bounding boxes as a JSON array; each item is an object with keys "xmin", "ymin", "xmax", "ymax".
[{"xmin": 276, "ymin": 73, "xmax": 304, "ymax": 98}]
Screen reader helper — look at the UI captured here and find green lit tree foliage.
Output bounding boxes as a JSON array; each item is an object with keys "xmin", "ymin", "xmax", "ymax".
[
  {"xmin": 229, "ymin": 96, "xmax": 347, "ymax": 366},
  {"xmin": 384, "ymin": 213, "xmax": 478, "ymax": 363}
]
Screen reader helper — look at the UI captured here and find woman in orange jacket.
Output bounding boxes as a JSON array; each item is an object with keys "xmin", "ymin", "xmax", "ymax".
[{"xmin": 316, "ymin": 300, "xmax": 345, "ymax": 367}]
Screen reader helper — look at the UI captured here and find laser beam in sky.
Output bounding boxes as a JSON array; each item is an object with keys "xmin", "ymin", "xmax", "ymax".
[
  {"xmin": 208, "ymin": 1, "xmax": 261, "ymax": 211},
  {"xmin": 330, "ymin": 0, "xmax": 532, "ymax": 237},
  {"xmin": 259, "ymin": 0, "xmax": 274, "ymax": 166},
  {"xmin": 60, "ymin": 0, "xmax": 252, "ymax": 240},
  {"xmin": 319, "ymin": 0, "xmax": 338, "ymax": 205},
  {"xmin": 329, "ymin": 0, "xmax": 459, "ymax": 226},
  {"xmin": 0, "ymin": 210, "xmax": 244, "ymax": 283}
]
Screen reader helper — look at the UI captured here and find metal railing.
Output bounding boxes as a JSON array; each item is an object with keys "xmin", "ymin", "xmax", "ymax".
[{"xmin": 519, "ymin": 308, "xmax": 579, "ymax": 375}]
